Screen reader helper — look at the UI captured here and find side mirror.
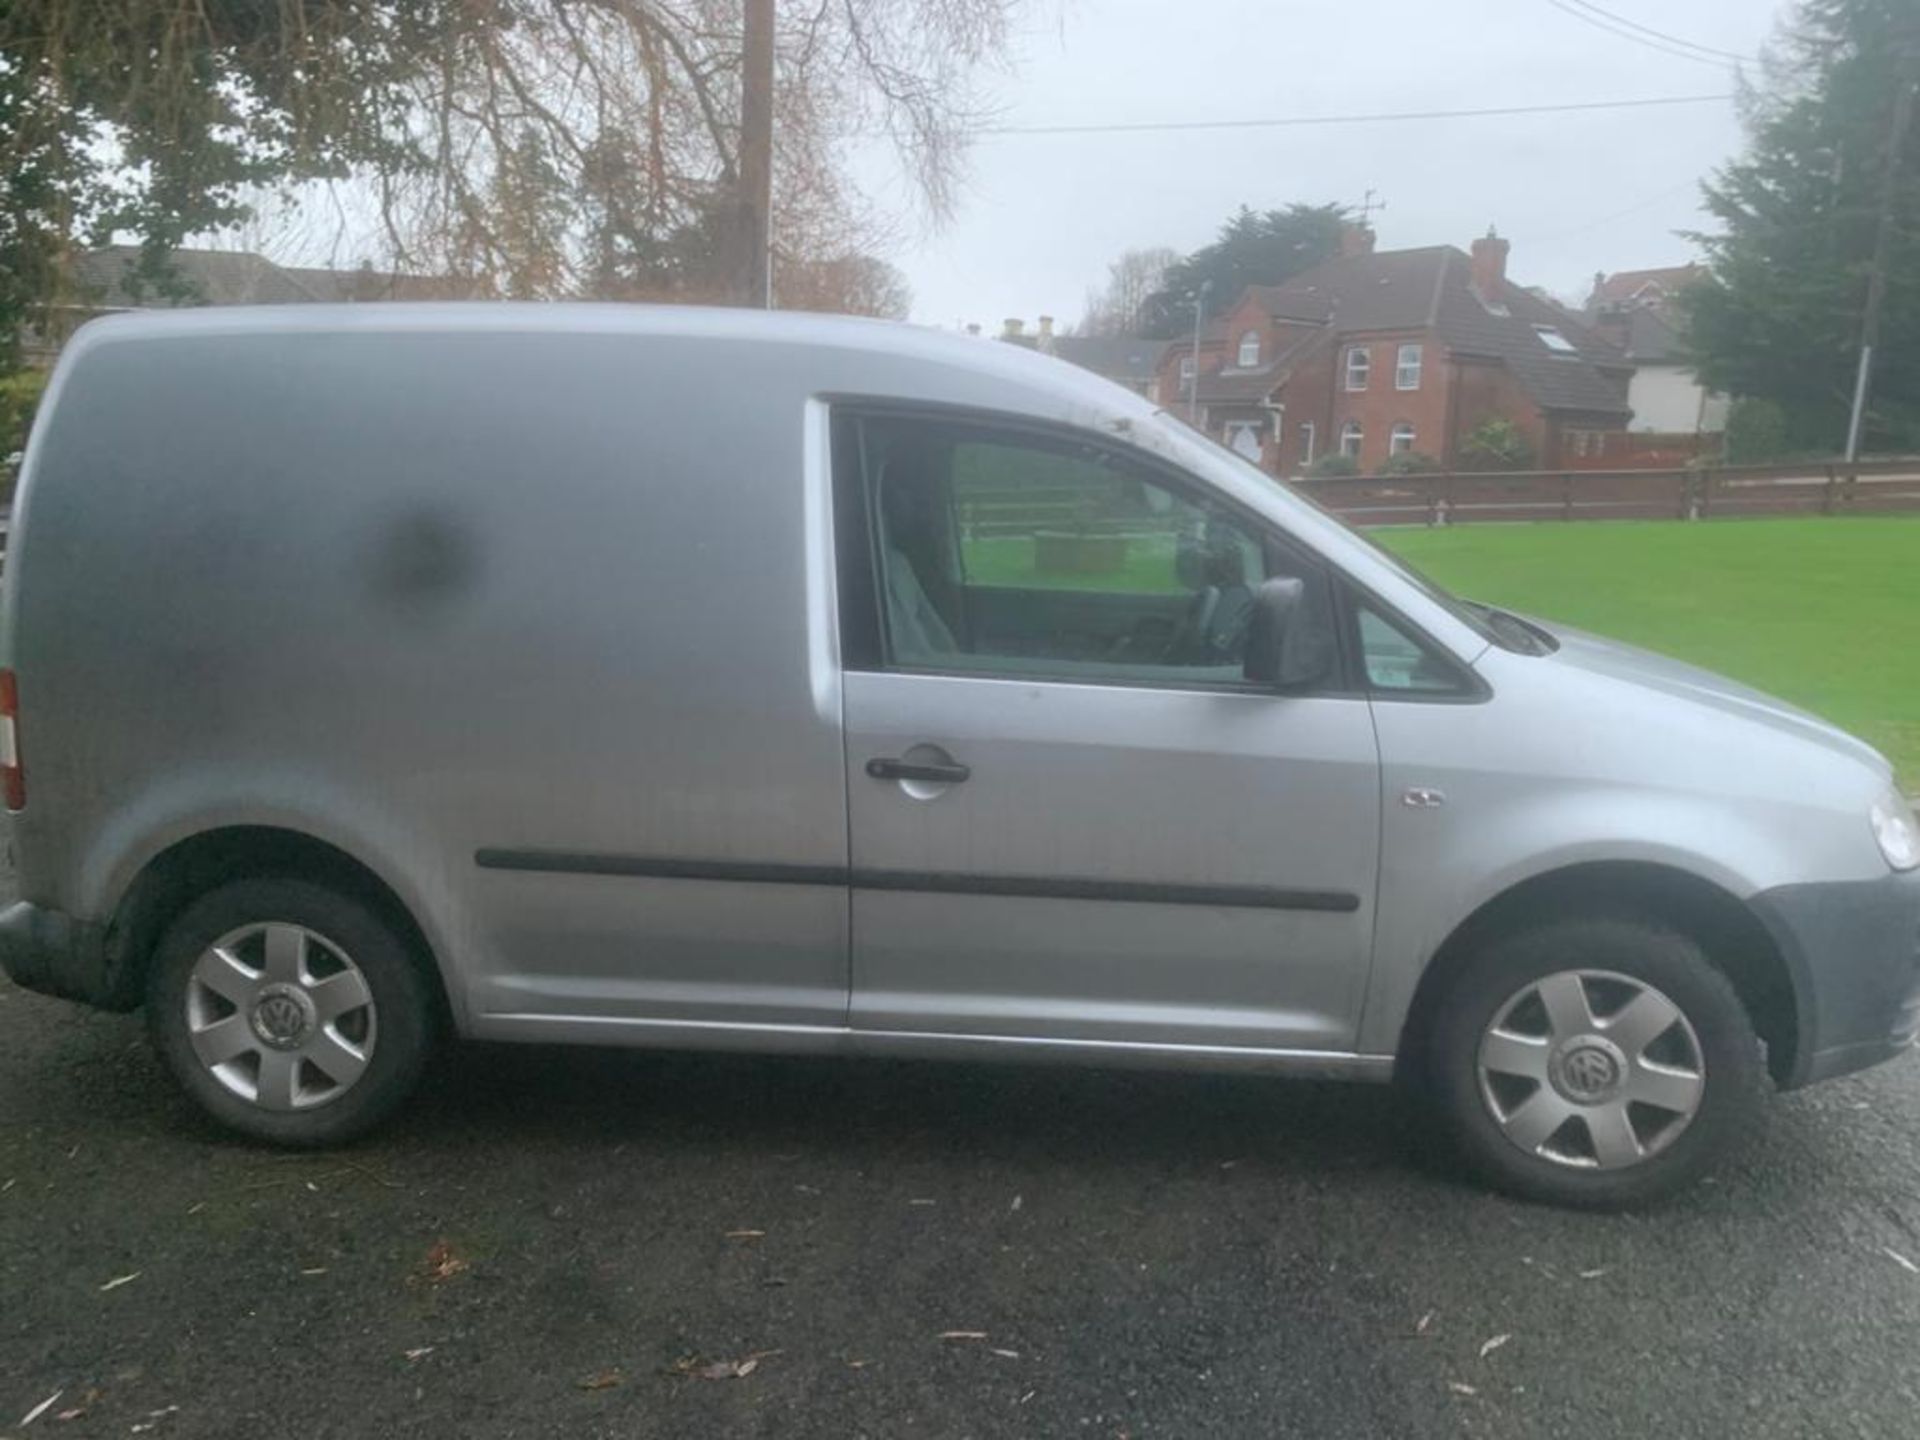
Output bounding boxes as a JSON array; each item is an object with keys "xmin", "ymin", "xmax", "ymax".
[{"xmin": 1244, "ymin": 576, "xmax": 1334, "ymax": 689}]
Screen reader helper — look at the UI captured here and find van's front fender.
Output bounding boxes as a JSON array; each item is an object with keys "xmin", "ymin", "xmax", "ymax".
[{"xmin": 1354, "ymin": 776, "xmax": 1864, "ymax": 1058}]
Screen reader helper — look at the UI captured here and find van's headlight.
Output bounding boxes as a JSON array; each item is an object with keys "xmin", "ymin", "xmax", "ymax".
[{"xmin": 1872, "ymin": 791, "xmax": 1920, "ymax": 871}]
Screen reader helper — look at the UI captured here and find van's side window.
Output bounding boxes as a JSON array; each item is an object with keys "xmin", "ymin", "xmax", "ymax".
[
  {"xmin": 853, "ymin": 414, "xmax": 1333, "ymax": 689},
  {"xmin": 1357, "ymin": 603, "xmax": 1465, "ymax": 694}
]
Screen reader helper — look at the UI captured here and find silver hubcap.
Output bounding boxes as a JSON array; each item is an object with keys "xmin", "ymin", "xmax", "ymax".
[
  {"xmin": 1477, "ymin": 969, "xmax": 1705, "ymax": 1170},
  {"xmin": 185, "ymin": 922, "xmax": 377, "ymax": 1111}
]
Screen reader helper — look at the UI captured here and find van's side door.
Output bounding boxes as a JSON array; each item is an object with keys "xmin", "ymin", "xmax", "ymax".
[{"xmin": 835, "ymin": 409, "xmax": 1382, "ymax": 1053}]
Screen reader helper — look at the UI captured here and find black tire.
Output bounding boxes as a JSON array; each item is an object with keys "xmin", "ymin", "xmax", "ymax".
[
  {"xmin": 1426, "ymin": 915, "xmax": 1767, "ymax": 1210},
  {"xmin": 146, "ymin": 877, "xmax": 437, "ymax": 1146}
]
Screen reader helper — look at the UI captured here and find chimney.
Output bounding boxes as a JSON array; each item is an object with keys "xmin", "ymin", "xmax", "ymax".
[
  {"xmin": 1037, "ymin": 314, "xmax": 1056, "ymax": 353},
  {"xmin": 1002, "ymin": 317, "xmax": 1025, "ymax": 340},
  {"xmin": 1340, "ymin": 223, "xmax": 1376, "ymax": 258},
  {"xmin": 1470, "ymin": 227, "xmax": 1510, "ymax": 300}
]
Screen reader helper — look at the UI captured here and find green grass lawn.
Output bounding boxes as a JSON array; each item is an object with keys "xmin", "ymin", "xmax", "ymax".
[{"xmin": 1377, "ymin": 516, "xmax": 1920, "ymax": 787}]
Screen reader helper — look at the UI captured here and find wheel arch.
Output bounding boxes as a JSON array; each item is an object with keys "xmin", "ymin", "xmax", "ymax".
[
  {"xmin": 1395, "ymin": 860, "xmax": 1802, "ymax": 1087},
  {"xmin": 95, "ymin": 825, "xmax": 453, "ymax": 1030}
]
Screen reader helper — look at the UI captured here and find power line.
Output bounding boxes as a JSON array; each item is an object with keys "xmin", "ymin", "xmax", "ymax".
[
  {"xmin": 1518, "ymin": 177, "xmax": 1702, "ymax": 247},
  {"xmin": 977, "ymin": 93, "xmax": 1732, "ymax": 139},
  {"xmin": 1560, "ymin": 0, "xmax": 1757, "ymax": 65},
  {"xmin": 1543, "ymin": 0, "xmax": 1752, "ymax": 68}
]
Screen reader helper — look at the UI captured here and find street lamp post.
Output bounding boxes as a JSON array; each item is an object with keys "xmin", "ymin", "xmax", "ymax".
[{"xmin": 1188, "ymin": 279, "xmax": 1212, "ymax": 426}]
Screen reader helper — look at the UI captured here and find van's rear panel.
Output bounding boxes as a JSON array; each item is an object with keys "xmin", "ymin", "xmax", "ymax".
[{"xmin": 2, "ymin": 317, "xmax": 867, "ymax": 1024}]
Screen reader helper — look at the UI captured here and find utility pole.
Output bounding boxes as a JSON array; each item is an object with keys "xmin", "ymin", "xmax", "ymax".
[
  {"xmin": 1845, "ymin": 61, "xmax": 1916, "ymax": 461},
  {"xmin": 1188, "ymin": 278, "xmax": 1212, "ymax": 426},
  {"xmin": 739, "ymin": 0, "xmax": 775, "ymax": 308}
]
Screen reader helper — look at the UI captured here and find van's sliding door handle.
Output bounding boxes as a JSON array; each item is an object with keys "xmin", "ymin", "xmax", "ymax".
[{"xmin": 866, "ymin": 756, "xmax": 971, "ymax": 784}]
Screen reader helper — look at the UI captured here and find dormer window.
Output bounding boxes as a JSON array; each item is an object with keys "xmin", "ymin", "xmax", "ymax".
[{"xmin": 1237, "ymin": 330, "xmax": 1261, "ymax": 367}]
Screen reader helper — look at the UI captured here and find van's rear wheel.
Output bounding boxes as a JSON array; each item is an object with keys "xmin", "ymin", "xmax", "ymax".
[
  {"xmin": 1428, "ymin": 916, "xmax": 1767, "ymax": 1209},
  {"xmin": 147, "ymin": 878, "xmax": 435, "ymax": 1146}
]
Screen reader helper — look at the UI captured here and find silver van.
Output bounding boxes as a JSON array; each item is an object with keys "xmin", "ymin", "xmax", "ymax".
[{"xmin": 3, "ymin": 306, "xmax": 1916, "ymax": 1207}]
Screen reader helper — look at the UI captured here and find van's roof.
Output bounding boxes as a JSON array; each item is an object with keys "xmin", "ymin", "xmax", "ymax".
[{"xmin": 67, "ymin": 302, "xmax": 1155, "ymax": 420}]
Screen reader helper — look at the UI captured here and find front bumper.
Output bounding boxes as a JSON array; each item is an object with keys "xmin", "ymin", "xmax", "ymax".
[
  {"xmin": 0, "ymin": 900, "xmax": 136, "ymax": 1010},
  {"xmin": 1750, "ymin": 870, "xmax": 1920, "ymax": 1088}
]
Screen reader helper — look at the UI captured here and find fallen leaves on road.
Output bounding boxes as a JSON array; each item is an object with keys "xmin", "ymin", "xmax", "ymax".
[
  {"xmin": 1415, "ymin": 1311, "xmax": 1435, "ymax": 1335},
  {"xmin": 577, "ymin": 1369, "xmax": 622, "ymax": 1391},
  {"xmin": 1447, "ymin": 1382, "xmax": 1478, "ymax": 1397},
  {"xmin": 1479, "ymin": 1334, "xmax": 1511, "ymax": 1359},
  {"xmin": 1884, "ymin": 1247, "xmax": 1919, "ymax": 1274},
  {"xmin": 417, "ymin": 1241, "xmax": 469, "ymax": 1284},
  {"xmin": 98, "ymin": 1272, "xmax": 140, "ymax": 1292},
  {"xmin": 19, "ymin": 1390, "xmax": 61, "ymax": 1427},
  {"xmin": 668, "ymin": 1350, "xmax": 780, "ymax": 1381},
  {"xmin": 55, "ymin": 1407, "xmax": 86, "ymax": 1422},
  {"xmin": 403, "ymin": 1347, "xmax": 435, "ymax": 1362}
]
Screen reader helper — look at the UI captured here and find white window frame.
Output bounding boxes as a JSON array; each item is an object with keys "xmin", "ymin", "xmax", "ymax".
[
  {"xmin": 1345, "ymin": 345, "xmax": 1370, "ymax": 391},
  {"xmin": 1223, "ymin": 419, "xmax": 1263, "ymax": 461},
  {"xmin": 1395, "ymin": 343, "xmax": 1422, "ymax": 390},
  {"xmin": 1237, "ymin": 330, "xmax": 1261, "ymax": 368},
  {"xmin": 1389, "ymin": 422, "xmax": 1416, "ymax": 455},
  {"xmin": 1339, "ymin": 420, "xmax": 1363, "ymax": 459},
  {"xmin": 1298, "ymin": 421, "xmax": 1316, "ymax": 466}
]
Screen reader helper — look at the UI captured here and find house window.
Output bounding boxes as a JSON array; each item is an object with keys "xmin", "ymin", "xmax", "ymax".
[
  {"xmin": 1178, "ymin": 354, "xmax": 1196, "ymax": 395},
  {"xmin": 1345, "ymin": 346, "xmax": 1370, "ymax": 390},
  {"xmin": 1395, "ymin": 344, "xmax": 1422, "ymax": 390},
  {"xmin": 1534, "ymin": 325, "xmax": 1577, "ymax": 355},
  {"xmin": 1340, "ymin": 421, "xmax": 1363, "ymax": 459},
  {"xmin": 1298, "ymin": 422, "xmax": 1316, "ymax": 466},
  {"xmin": 1238, "ymin": 330, "xmax": 1261, "ymax": 367},
  {"xmin": 1390, "ymin": 422, "xmax": 1416, "ymax": 455},
  {"xmin": 1569, "ymin": 429, "xmax": 1608, "ymax": 458},
  {"xmin": 1223, "ymin": 420, "xmax": 1263, "ymax": 461}
]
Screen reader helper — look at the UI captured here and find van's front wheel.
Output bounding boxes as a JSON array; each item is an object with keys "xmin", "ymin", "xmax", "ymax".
[
  {"xmin": 1429, "ymin": 917, "xmax": 1767, "ymax": 1209},
  {"xmin": 147, "ymin": 879, "xmax": 435, "ymax": 1146}
]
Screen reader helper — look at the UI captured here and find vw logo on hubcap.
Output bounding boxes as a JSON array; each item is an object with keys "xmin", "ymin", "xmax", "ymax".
[
  {"xmin": 1549, "ymin": 1034, "xmax": 1628, "ymax": 1104},
  {"xmin": 250, "ymin": 984, "xmax": 316, "ymax": 1049},
  {"xmin": 1561, "ymin": 1046, "xmax": 1619, "ymax": 1098}
]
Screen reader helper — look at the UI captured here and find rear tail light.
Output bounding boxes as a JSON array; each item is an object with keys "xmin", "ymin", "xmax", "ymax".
[{"xmin": 0, "ymin": 668, "xmax": 23, "ymax": 810}]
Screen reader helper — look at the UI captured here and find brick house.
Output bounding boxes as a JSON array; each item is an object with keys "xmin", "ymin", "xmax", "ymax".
[{"xmin": 1154, "ymin": 228, "xmax": 1633, "ymax": 474}]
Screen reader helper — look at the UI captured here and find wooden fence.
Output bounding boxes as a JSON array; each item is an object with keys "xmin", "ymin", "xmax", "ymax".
[{"xmin": 1293, "ymin": 459, "xmax": 1920, "ymax": 527}]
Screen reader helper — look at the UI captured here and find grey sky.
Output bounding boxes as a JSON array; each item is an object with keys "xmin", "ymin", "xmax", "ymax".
[{"xmin": 873, "ymin": 0, "xmax": 1784, "ymax": 328}]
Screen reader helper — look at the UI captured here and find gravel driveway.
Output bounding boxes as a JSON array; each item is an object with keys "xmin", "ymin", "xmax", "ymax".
[{"xmin": 5, "ymin": 966, "xmax": 1920, "ymax": 1439}]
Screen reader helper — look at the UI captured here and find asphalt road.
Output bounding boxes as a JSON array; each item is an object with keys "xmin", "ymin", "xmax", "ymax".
[{"xmin": 6, "ymin": 972, "xmax": 1920, "ymax": 1440}]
